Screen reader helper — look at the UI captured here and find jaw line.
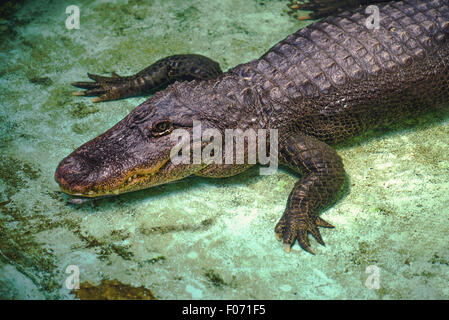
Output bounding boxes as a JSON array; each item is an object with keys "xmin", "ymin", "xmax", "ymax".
[
  {"xmin": 60, "ymin": 138, "xmax": 211, "ymax": 199},
  {"xmin": 61, "ymin": 157, "xmax": 173, "ymax": 198}
]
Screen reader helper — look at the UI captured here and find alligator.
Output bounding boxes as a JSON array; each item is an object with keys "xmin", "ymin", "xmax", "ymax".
[{"xmin": 55, "ymin": 0, "xmax": 449, "ymax": 254}]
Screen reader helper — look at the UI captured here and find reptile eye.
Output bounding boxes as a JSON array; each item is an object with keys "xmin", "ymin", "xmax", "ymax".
[{"xmin": 151, "ymin": 120, "xmax": 173, "ymax": 136}]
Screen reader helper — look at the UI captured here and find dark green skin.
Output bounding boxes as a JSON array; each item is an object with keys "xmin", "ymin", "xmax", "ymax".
[
  {"xmin": 56, "ymin": 0, "xmax": 449, "ymax": 254},
  {"xmin": 72, "ymin": 54, "xmax": 223, "ymax": 102},
  {"xmin": 287, "ymin": 0, "xmax": 391, "ymax": 20}
]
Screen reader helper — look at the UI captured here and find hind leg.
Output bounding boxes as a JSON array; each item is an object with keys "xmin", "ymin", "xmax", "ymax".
[
  {"xmin": 287, "ymin": 0, "xmax": 388, "ymax": 20},
  {"xmin": 72, "ymin": 54, "xmax": 223, "ymax": 102}
]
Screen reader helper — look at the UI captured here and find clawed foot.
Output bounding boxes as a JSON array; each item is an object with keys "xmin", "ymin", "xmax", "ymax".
[
  {"xmin": 287, "ymin": 0, "xmax": 342, "ymax": 20},
  {"xmin": 287, "ymin": 1, "xmax": 315, "ymax": 20},
  {"xmin": 72, "ymin": 72, "xmax": 134, "ymax": 102},
  {"xmin": 275, "ymin": 214, "xmax": 334, "ymax": 254}
]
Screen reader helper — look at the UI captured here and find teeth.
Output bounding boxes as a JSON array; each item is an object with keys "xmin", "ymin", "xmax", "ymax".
[
  {"xmin": 128, "ymin": 177, "xmax": 132, "ymax": 182},
  {"xmin": 88, "ymin": 191, "xmax": 94, "ymax": 195},
  {"xmin": 113, "ymin": 189, "xmax": 119, "ymax": 195}
]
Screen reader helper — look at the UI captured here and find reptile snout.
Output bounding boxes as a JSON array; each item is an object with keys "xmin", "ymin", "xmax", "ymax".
[{"xmin": 55, "ymin": 154, "xmax": 93, "ymax": 193}]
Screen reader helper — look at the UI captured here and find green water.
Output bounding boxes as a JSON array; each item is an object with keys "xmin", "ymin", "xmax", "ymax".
[{"xmin": 0, "ymin": 0, "xmax": 448, "ymax": 299}]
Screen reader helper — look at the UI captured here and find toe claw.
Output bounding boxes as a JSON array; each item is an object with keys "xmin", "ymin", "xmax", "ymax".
[
  {"xmin": 275, "ymin": 232, "xmax": 282, "ymax": 241},
  {"xmin": 87, "ymin": 72, "xmax": 103, "ymax": 82},
  {"xmin": 87, "ymin": 72, "xmax": 123, "ymax": 83},
  {"xmin": 297, "ymin": 15, "xmax": 312, "ymax": 21},
  {"xmin": 83, "ymin": 88, "xmax": 106, "ymax": 96},
  {"xmin": 310, "ymin": 226, "xmax": 325, "ymax": 246},
  {"xmin": 71, "ymin": 81, "xmax": 99, "ymax": 89},
  {"xmin": 297, "ymin": 231, "xmax": 314, "ymax": 254},
  {"xmin": 315, "ymin": 216, "xmax": 334, "ymax": 228},
  {"xmin": 304, "ymin": 246, "xmax": 316, "ymax": 255},
  {"xmin": 111, "ymin": 72, "xmax": 121, "ymax": 78},
  {"xmin": 284, "ymin": 243, "xmax": 291, "ymax": 253},
  {"xmin": 92, "ymin": 93, "xmax": 114, "ymax": 103}
]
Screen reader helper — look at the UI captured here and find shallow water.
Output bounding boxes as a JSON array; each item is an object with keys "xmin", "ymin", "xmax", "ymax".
[{"xmin": 0, "ymin": 0, "xmax": 448, "ymax": 299}]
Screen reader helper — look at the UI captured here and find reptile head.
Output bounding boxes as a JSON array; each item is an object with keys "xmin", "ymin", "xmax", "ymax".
[{"xmin": 55, "ymin": 88, "xmax": 211, "ymax": 198}]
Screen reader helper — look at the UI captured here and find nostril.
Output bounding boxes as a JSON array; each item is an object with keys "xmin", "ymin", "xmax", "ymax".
[
  {"xmin": 55, "ymin": 154, "xmax": 91, "ymax": 188},
  {"xmin": 63, "ymin": 156, "xmax": 84, "ymax": 174}
]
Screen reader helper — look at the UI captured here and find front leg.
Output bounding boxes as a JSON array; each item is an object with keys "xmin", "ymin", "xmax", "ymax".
[
  {"xmin": 276, "ymin": 133, "xmax": 345, "ymax": 254},
  {"xmin": 72, "ymin": 54, "xmax": 222, "ymax": 102}
]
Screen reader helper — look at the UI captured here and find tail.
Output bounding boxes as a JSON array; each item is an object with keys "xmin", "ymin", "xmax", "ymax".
[{"xmin": 288, "ymin": 0, "xmax": 391, "ymax": 20}]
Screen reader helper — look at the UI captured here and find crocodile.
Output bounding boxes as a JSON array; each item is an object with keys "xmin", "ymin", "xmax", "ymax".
[{"xmin": 55, "ymin": 0, "xmax": 449, "ymax": 254}]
